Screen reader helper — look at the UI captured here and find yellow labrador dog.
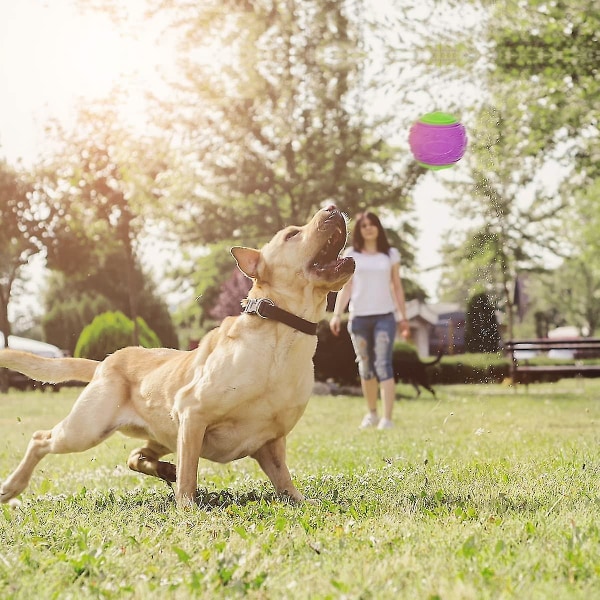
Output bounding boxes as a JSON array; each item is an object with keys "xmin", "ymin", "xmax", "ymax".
[{"xmin": 0, "ymin": 206, "xmax": 354, "ymax": 507}]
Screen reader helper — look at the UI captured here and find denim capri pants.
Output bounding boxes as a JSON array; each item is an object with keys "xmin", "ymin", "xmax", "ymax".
[{"xmin": 347, "ymin": 312, "xmax": 396, "ymax": 382}]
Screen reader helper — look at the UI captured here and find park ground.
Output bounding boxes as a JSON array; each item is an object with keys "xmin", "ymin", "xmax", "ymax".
[{"xmin": 1, "ymin": 379, "xmax": 600, "ymax": 599}]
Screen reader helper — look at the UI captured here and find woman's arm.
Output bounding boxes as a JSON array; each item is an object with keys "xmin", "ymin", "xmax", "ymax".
[
  {"xmin": 329, "ymin": 280, "xmax": 353, "ymax": 336},
  {"xmin": 390, "ymin": 263, "xmax": 409, "ymax": 339}
]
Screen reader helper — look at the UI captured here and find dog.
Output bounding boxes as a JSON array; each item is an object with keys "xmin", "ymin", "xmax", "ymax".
[
  {"xmin": 0, "ymin": 206, "xmax": 354, "ymax": 507},
  {"xmin": 394, "ymin": 353, "xmax": 442, "ymax": 397}
]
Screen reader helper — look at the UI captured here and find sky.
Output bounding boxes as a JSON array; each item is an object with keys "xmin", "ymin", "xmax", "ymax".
[{"xmin": 0, "ymin": 0, "xmax": 463, "ymax": 320}]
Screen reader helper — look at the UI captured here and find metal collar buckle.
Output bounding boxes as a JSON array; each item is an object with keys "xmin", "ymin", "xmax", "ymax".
[{"xmin": 244, "ymin": 297, "xmax": 275, "ymax": 319}]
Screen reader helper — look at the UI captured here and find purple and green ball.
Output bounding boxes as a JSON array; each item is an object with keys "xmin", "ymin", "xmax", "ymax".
[{"xmin": 409, "ymin": 112, "xmax": 467, "ymax": 170}]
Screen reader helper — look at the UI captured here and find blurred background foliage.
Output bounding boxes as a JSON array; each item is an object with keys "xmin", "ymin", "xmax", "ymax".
[{"xmin": 0, "ymin": 0, "xmax": 598, "ymax": 356}]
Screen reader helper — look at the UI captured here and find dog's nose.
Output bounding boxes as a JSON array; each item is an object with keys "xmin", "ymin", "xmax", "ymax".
[{"xmin": 324, "ymin": 204, "xmax": 337, "ymax": 212}]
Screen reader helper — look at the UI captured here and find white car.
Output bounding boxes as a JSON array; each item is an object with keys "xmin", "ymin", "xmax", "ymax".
[
  {"xmin": 0, "ymin": 333, "xmax": 63, "ymax": 390},
  {"xmin": 548, "ymin": 348, "xmax": 575, "ymax": 359}
]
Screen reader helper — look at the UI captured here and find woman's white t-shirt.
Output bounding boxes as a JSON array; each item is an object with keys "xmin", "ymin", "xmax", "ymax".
[{"xmin": 344, "ymin": 247, "xmax": 400, "ymax": 318}]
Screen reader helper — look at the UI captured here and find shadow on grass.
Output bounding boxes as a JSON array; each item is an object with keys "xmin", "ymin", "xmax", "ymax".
[
  {"xmin": 28, "ymin": 477, "xmax": 575, "ymax": 519},
  {"xmin": 50, "ymin": 484, "xmax": 285, "ymax": 512},
  {"xmin": 194, "ymin": 487, "xmax": 282, "ymax": 510}
]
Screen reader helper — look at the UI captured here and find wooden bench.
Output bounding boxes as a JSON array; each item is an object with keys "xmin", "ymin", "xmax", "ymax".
[{"xmin": 505, "ymin": 338, "xmax": 600, "ymax": 385}]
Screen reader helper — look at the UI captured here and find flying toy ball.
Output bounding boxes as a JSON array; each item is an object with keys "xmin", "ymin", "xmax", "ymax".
[{"xmin": 409, "ymin": 112, "xmax": 467, "ymax": 170}]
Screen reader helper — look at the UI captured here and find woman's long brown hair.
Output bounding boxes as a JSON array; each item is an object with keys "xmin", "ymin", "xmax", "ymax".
[{"xmin": 352, "ymin": 211, "xmax": 392, "ymax": 254}]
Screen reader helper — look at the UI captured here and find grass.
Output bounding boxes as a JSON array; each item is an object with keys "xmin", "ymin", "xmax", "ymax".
[{"xmin": 1, "ymin": 380, "xmax": 600, "ymax": 599}]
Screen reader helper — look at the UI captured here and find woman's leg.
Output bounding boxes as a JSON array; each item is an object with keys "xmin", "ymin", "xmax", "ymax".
[
  {"xmin": 362, "ymin": 377, "xmax": 379, "ymax": 413},
  {"xmin": 380, "ymin": 377, "xmax": 395, "ymax": 420},
  {"xmin": 373, "ymin": 314, "xmax": 398, "ymax": 426},
  {"xmin": 348, "ymin": 317, "xmax": 379, "ymax": 426}
]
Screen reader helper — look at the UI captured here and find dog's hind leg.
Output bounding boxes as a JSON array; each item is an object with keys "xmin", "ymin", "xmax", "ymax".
[
  {"xmin": 0, "ymin": 423, "xmax": 115, "ymax": 504},
  {"xmin": 0, "ymin": 379, "xmax": 126, "ymax": 503},
  {"xmin": 128, "ymin": 442, "xmax": 176, "ymax": 483},
  {"xmin": 423, "ymin": 384, "xmax": 436, "ymax": 397},
  {"xmin": 252, "ymin": 437, "xmax": 304, "ymax": 503}
]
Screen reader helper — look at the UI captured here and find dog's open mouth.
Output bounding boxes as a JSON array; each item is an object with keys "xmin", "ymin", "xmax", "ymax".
[{"xmin": 310, "ymin": 212, "xmax": 355, "ymax": 278}]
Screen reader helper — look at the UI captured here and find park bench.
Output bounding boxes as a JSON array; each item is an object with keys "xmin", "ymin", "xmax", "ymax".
[{"xmin": 505, "ymin": 338, "xmax": 600, "ymax": 385}]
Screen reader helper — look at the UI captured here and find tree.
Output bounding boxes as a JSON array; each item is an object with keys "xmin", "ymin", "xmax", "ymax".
[
  {"xmin": 452, "ymin": 0, "xmax": 600, "ymax": 337},
  {"xmin": 148, "ymin": 1, "xmax": 420, "ymax": 224},
  {"xmin": 0, "ymin": 162, "xmax": 40, "ymax": 341},
  {"xmin": 490, "ymin": 0, "xmax": 599, "ymax": 175},
  {"xmin": 33, "ymin": 106, "xmax": 177, "ymax": 349},
  {"xmin": 543, "ymin": 179, "xmax": 600, "ymax": 336},
  {"xmin": 437, "ymin": 102, "xmax": 571, "ymax": 339},
  {"xmin": 465, "ymin": 291, "xmax": 501, "ymax": 353},
  {"xmin": 392, "ymin": 1, "xmax": 599, "ymax": 337},
  {"xmin": 125, "ymin": 0, "xmax": 423, "ymax": 324},
  {"xmin": 40, "ymin": 267, "xmax": 178, "ymax": 355},
  {"xmin": 0, "ymin": 161, "xmax": 43, "ymax": 391}
]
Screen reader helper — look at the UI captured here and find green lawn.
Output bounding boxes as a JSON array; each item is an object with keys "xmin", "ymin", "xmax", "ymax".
[{"xmin": 1, "ymin": 380, "xmax": 600, "ymax": 599}]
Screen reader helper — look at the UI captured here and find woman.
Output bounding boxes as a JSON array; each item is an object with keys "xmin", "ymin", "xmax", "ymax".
[{"xmin": 330, "ymin": 211, "xmax": 409, "ymax": 429}]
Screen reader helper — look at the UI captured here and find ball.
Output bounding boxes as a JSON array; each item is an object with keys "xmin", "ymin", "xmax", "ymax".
[{"xmin": 409, "ymin": 112, "xmax": 467, "ymax": 170}]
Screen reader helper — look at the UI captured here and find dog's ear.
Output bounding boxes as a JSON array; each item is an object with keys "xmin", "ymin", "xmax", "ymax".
[{"xmin": 231, "ymin": 247, "xmax": 261, "ymax": 279}]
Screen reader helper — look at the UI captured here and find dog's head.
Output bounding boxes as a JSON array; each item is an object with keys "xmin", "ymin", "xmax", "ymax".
[{"xmin": 231, "ymin": 206, "xmax": 355, "ymax": 310}]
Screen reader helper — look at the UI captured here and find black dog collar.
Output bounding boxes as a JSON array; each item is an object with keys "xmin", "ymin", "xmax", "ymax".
[{"xmin": 242, "ymin": 298, "xmax": 318, "ymax": 336}]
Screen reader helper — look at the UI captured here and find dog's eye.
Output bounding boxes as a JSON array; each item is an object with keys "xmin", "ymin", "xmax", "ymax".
[{"xmin": 285, "ymin": 229, "xmax": 300, "ymax": 241}]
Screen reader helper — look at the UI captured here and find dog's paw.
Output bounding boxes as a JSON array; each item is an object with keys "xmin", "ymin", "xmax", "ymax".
[
  {"xmin": 0, "ymin": 483, "xmax": 12, "ymax": 504},
  {"xmin": 279, "ymin": 490, "xmax": 306, "ymax": 505},
  {"xmin": 0, "ymin": 488, "xmax": 20, "ymax": 506},
  {"xmin": 175, "ymin": 491, "xmax": 197, "ymax": 510}
]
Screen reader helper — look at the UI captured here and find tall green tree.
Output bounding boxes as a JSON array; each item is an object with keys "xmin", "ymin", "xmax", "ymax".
[
  {"xmin": 548, "ymin": 179, "xmax": 600, "ymax": 336},
  {"xmin": 437, "ymin": 102, "xmax": 570, "ymax": 340},
  {"xmin": 490, "ymin": 0, "xmax": 598, "ymax": 171},
  {"xmin": 130, "ymin": 0, "xmax": 424, "ymax": 324},
  {"xmin": 0, "ymin": 161, "xmax": 42, "ymax": 391},
  {"xmin": 0, "ymin": 162, "xmax": 41, "ymax": 342},
  {"xmin": 33, "ymin": 106, "xmax": 177, "ymax": 349},
  {"xmin": 145, "ymin": 0, "xmax": 421, "ymax": 230},
  {"xmin": 445, "ymin": 0, "xmax": 600, "ymax": 337}
]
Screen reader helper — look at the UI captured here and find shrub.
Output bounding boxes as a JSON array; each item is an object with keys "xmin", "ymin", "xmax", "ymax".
[
  {"xmin": 313, "ymin": 319, "xmax": 358, "ymax": 385},
  {"xmin": 42, "ymin": 292, "xmax": 112, "ymax": 355},
  {"xmin": 74, "ymin": 311, "xmax": 161, "ymax": 360},
  {"xmin": 314, "ymin": 316, "xmax": 511, "ymax": 386},
  {"xmin": 431, "ymin": 352, "xmax": 509, "ymax": 384},
  {"xmin": 314, "ymin": 319, "xmax": 431, "ymax": 385}
]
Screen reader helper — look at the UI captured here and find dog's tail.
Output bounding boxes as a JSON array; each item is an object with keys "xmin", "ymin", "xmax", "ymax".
[
  {"xmin": 424, "ymin": 353, "xmax": 443, "ymax": 367},
  {"xmin": 0, "ymin": 350, "xmax": 99, "ymax": 384}
]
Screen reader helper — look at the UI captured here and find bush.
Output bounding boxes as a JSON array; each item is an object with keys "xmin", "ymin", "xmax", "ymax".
[
  {"xmin": 313, "ymin": 319, "xmax": 358, "ymax": 385},
  {"xmin": 431, "ymin": 352, "xmax": 509, "ymax": 384},
  {"xmin": 314, "ymin": 319, "xmax": 431, "ymax": 385},
  {"xmin": 42, "ymin": 292, "xmax": 112, "ymax": 355},
  {"xmin": 74, "ymin": 311, "xmax": 162, "ymax": 360},
  {"xmin": 314, "ymin": 316, "xmax": 511, "ymax": 386}
]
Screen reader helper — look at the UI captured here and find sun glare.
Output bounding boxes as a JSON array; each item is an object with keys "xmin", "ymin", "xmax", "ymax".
[{"xmin": 0, "ymin": 0, "xmax": 175, "ymax": 162}]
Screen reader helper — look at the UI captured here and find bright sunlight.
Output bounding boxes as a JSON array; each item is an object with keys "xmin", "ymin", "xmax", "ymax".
[{"xmin": 0, "ymin": 0, "xmax": 173, "ymax": 163}]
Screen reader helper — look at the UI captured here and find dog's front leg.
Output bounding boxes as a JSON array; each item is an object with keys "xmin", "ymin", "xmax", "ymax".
[
  {"xmin": 175, "ymin": 411, "xmax": 206, "ymax": 508},
  {"xmin": 252, "ymin": 437, "xmax": 304, "ymax": 503}
]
